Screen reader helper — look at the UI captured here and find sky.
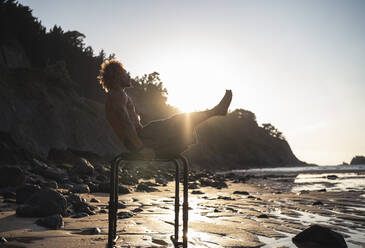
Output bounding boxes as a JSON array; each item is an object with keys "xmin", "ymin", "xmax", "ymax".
[{"xmin": 19, "ymin": 0, "xmax": 365, "ymax": 165}]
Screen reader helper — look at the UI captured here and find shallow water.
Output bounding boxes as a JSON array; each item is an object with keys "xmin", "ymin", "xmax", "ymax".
[{"xmin": 292, "ymin": 172, "xmax": 365, "ymax": 192}]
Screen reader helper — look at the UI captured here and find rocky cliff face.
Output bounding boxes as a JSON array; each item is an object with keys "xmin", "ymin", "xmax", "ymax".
[{"xmin": 0, "ymin": 68, "xmax": 122, "ymax": 158}]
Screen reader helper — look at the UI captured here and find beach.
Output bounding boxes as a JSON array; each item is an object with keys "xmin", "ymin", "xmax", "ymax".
[{"xmin": 1, "ymin": 168, "xmax": 365, "ymax": 248}]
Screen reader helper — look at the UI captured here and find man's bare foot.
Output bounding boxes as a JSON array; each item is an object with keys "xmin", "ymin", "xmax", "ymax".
[{"xmin": 213, "ymin": 90, "xmax": 232, "ymax": 115}]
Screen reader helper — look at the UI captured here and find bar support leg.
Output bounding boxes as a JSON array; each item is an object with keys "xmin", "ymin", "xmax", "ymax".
[
  {"xmin": 174, "ymin": 159, "xmax": 180, "ymax": 243},
  {"xmin": 181, "ymin": 156, "xmax": 189, "ymax": 248}
]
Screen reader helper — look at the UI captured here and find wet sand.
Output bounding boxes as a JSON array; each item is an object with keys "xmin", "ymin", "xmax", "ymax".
[{"xmin": 1, "ymin": 177, "xmax": 365, "ymax": 248}]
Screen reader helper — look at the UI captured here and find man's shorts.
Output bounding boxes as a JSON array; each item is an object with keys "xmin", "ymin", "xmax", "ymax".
[{"xmin": 138, "ymin": 113, "xmax": 197, "ymax": 158}]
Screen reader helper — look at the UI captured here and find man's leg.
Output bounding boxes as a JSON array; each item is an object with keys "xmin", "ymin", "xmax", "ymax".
[
  {"xmin": 187, "ymin": 90, "xmax": 232, "ymax": 127},
  {"xmin": 139, "ymin": 90, "xmax": 232, "ymax": 156}
]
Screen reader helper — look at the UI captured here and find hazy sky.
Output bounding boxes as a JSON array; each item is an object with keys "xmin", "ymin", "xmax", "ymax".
[{"xmin": 20, "ymin": 0, "xmax": 365, "ymax": 165}]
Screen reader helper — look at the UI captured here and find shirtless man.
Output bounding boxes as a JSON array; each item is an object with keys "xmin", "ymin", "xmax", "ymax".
[{"xmin": 99, "ymin": 59, "xmax": 232, "ymax": 159}]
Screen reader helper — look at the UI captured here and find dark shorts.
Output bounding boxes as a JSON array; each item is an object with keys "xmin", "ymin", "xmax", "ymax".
[{"xmin": 138, "ymin": 113, "xmax": 197, "ymax": 157}]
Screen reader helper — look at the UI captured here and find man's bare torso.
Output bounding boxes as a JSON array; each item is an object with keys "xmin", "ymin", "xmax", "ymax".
[{"xmin": 105, "ymin": 89, "xmax": 142, "ymax": 149}]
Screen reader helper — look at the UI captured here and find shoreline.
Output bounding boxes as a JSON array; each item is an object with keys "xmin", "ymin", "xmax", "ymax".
[{"xmin": 1, "ymin": 172, "xmax": 365, "ymax": 248}]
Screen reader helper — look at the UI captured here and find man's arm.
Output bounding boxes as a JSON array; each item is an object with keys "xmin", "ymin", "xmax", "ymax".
[{"xmin": 109, "ymin": 92, "xmax": 144, "ymax": 151}]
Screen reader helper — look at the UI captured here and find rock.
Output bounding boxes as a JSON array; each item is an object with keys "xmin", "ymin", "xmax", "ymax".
[
  {"xmin": 318, "ymin": 189, "xmax": 327, "ymax": 192},
  {"xmin": 247, "ymin": 195, "xmax": 255, "ymax": 199},
  {"xmin": 199, "ymin": 178, "xmax": 227, "ymax": 189},
  {"xmin": 79, "ymin": 227, "xmax": 101, "ymax": 235},
  {"xmin": 16, "ymin": 184, "xmax": 41, "ymax": 204},
  {"xmin": 188, "ymin": 182, "xmax": 200, "ymax": 189},
  {"xmin": 327, "ymin": 175, "xmax": 338, "ymax": 180},
  {"xmin": 71, "ymin": 158, "xmax": 94, "ymax": 176},
  {"xmin": 97, "ymin": 183, "xmax": 130, "ymax": 194},
  {"xmin": 214, "ymin": 208, "xmax": 221, "ymax": 213},
  {"xmin": 298, "ymin": 190, "xmax": 309, "ymax": 195},
  {"xmin": 312, "ymin": 201, "xmax": 324, "ymax": 206},
  {"xmin": 86, "ymin": 182, "xmax": 98, "ymax": 193},
  {"xmin": 132, "ymin": 208, "xmax": 143, "ymax": 213},
  {"xmin": 72, "ymin": 212, "xmax": 89, "ymax": 218},
  {"xmin": 155, "ymin": 176, "xmax": 168, "ymax": 186},
  {"xmin": 117, "ymin": 211, "xmax": 133, "ymax": 219},
  {"xmin": 31, "ymin": 158, "xmax": 67, "ymax": 182},
  {"xmin": 292, "ymin": 225, "xmax": 348, "ymax": 248},
  {"xmin": 0, "ymin": 190, "xmax": 16, "ymax": 199},
  {"xmin": 152, "ymin": 238, "xmax": 169, "ymax": 246},
  {"xmin": 47, "ymin": 149, "xmax": 94, "ymax": 176},
  {"xmin": 90, "ymin": 198, "xmax": 100, "ymax": 203},
  {"xmin": 217, "ymin": 196, "xmax": 235, "ymax": 201},
  {"xmin": 70, "ymin": 184, "xmax": 90, "ymax": 194},
  {"xmin": 257, "ymin": 214, "xmax": 269, "ymax": 218},
  {"xmin": 136, "ymin": 182, "xmax": 159, "ymax": 192},
  {"xmin": 0, "ymin": 166, "xmax": 25, "ymax": 188},
  {"xmin": 120, "ymin": 171, "xmax": 138, "ymax": 186},
  {"xmin": 233, "ymin": 191, "xmax": 249, "ymax": 195},
  {"xmin": 118, "ymin": 202, "xmax": 127, "ymax": 209},
  {"xmin": 43, "ymin": 180, "xmax": 58, "ymax": 189},
  {"xmin": 16, "ymin": 189, "xmax": 67, "ymax": 217},
  {"xmin": 99, "ymin": 209, "xmax": 107, "ymax": 214},
  {"xmin": 35, "ymin": 214, "xmax": 64, "ymax": 229},
  {"xmin": 67, "ymin": 194, "xmax": 95, "ymax": 214},
  {"xmin": 191, "ymin": 190, "xmax": 204, "ymax": 195}
]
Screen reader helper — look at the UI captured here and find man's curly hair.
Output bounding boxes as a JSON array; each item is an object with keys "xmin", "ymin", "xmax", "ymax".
[{"xmin": 97, "ymin": 59, "xmax": 126, "ymax": 93}]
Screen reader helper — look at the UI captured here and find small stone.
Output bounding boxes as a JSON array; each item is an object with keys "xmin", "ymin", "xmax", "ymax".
[
  {"xmin": 258, "ymin": 214, "xmax": 269, "ymax": 218},
  {"xmin": 118, "ymin": 202, "xmax": 127, "ymax": 209},
  {"xmin": 132, "ymin": 208, "xmax": 143, "ymax": 213},
  {"xmin": 217, "ymin": 196, "xmax": 235, "ymax": 201},
  {"xmin": 90, "ymin": 198, "xmax": 100, "ymax": 203},
  {"xmin": 247, "ymin": 195, "xmax": 255, "ymax": 199},
  {"xmin": 191, "ymin": 190, "xmax": 204, "ymax": 195},
  {"xmin": 317, "ymin": 189, "xmax": 327, "ymax": 192},
  {"xmin": 327, "ymin": 175, "xmax": 338, "ymax": 180},
  {"xmin": 152, "ymin": 238, "xmax": 169, "ymax": 245},
  {"xmin": 71, "ymin": 184, "xmax": 90, "ymax": 194},
  {"xmin": 233, "ymin": 191, "xmax": 249, "ymax": 195},
  {"xmin": 72, "ymin": 212, "xmax": 89, "ymax": 218},
  {"xmin": 117, "ymin": 211, "xmax": 133, "ymax": 219},
  {"xmin": 80, "ymin": 227, "xmax": 101, "ymax": 235},
  {"xmin": 99, "ymin": 209, "xmax": 107, "ymax": 214},
  {"xmin": 313, "ymin": 201, "xmax": 324, "ymax": 206},
  {"xmin": 214, "ymin": 208, "xmax": 222, "ymax": 213},
  {"xmin": 298, "ymin": 190, "xmax": 310, "ymax": 195}
]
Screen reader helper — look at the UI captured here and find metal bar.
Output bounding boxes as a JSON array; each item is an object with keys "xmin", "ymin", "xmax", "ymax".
[
  {"xmin": 114, "ymin": 159, "xmax": 120, "ymax": 242},
  {"xmin": 173, "ymin": 159, "xmax": 180, "ymax": 243},
  {"xmin": 181, "ymin": 155, "xmax": 189, "ymax": 248},
  {"xmin": 108, "ymin": 157, "xmax": 117, "ymax": 248}
]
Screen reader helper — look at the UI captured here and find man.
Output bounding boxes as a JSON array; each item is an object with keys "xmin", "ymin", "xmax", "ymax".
[{"xmin": 98, "ymin": 59, "xmax": 232, "ymax": 159}]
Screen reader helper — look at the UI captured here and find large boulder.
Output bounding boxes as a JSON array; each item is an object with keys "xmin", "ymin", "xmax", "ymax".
[
  {"xmin": 36, "ymin": 214, "xmax": 64, "ymax": 229},
  {"xmin": 16, "ymin": 189, "xmax": 67, "ymax": 217},
  {"xmin": 47, "ymin": 149, "xmax": 94, "ymax": 176},
  {"xmin": 0, "ymin": 166, "xmax": 25, "ymax": 188},
  {"xmin": 67, "ymin": 194, "xmax": 95, "ymax": 215},
  {"xmin": 16, "ymin": 184, "xmax": 41, "ymax": 204},
  {"xmin": 31, "ymin": 159, "xmax": 67, "ymax": 183},
  {"xmin": 292, "ymin": 225, "xmax": 348, "ymax": 248}
]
